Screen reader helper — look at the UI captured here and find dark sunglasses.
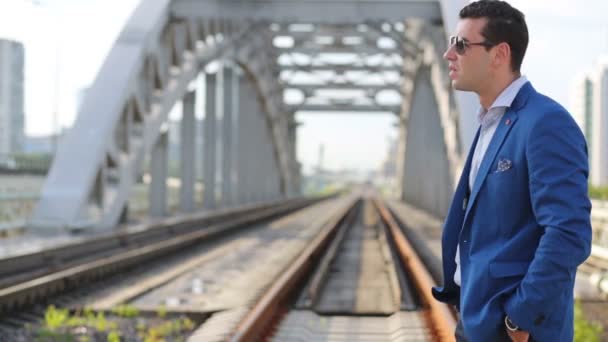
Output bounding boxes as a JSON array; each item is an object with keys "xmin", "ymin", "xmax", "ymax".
[{"xmin": 449, "ymin": 35, "xmax": 495, "ymax": 55}]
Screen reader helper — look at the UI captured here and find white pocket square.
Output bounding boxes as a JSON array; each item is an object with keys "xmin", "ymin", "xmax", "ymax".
[{"xmin": 495, "ymin": 158, "xmax": 512, "ymax": 173}]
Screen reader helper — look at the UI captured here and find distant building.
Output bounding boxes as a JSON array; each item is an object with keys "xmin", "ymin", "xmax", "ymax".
[
  {"xmin": 22, "ymin": 135, "xmax": 54, "ymax": 154},
  {"xmin": 569, "ymin": 73, "xmax": 593, "ymax": 141},
  {"xmin": 569, "ymin": 73, "xmax": 594, "ymax": 172},
  {"xmin": 381, "ymin": 137, "xmax": 397, "ymax": 178},
  {"xmin": 590, "ymin": 58, "xmax": 608, "ymax": 186},
  {"xmin": 0, "ymin": 39, "xmax": 25, "ymax": 158},
  {"xmin": 571, "ymin": 57, "xmax": 608, "ymax": 186}
]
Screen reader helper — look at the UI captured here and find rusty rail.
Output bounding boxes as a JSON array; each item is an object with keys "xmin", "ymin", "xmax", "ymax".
[
  {"xmin": 230, "ymin": 196, "xmax": 457, "ymax": 341},
  {"xmin": 374, "ymin": 198, "xmax": 456, "ymax": 341},
  {"xmin": 229, "ymin": 198, "xmax": 358, "ymax": 341},
  {"xmin": 0, "ymin": 197, "xmax": 327, "ymax": 315}
]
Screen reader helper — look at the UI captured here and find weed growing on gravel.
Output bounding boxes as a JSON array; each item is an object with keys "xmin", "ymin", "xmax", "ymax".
[{"xmin": 28, "ymin": 305, "xmax": 197, "ymax": 341}]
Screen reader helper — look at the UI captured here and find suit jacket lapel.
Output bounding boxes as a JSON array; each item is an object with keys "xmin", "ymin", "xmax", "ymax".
[
  {"xmin": 452, "ymin": 127, "xmax": 480, "ymax": 215},
  {"xmin": 464, "ymin": 109, "xmax": 519, "ymax": 222},
  {"xmin": 463, "ymin": 128, "xmax": 481, "ymax": 183}
]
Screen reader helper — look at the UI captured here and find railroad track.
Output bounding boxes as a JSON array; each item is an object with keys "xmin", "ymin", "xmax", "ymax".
[
  {"xmin": 0, "ymin": 197, "xmax": 333, "ymax": 331},
  {"xmin": 0, "ymin": 194, "xmax": 455, "ymax": 341},
  {"xmin": 224, "ymin": 196, "xmax": 456, "ymax": 342}
]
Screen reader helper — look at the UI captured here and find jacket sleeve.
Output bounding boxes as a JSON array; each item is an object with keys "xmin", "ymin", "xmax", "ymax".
[{"xmin": 504, "ymin": 109, "xmax": 592, "ymax": 331}]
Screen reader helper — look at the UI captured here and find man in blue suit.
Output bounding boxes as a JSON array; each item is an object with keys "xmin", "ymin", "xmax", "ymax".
[{"xmin": 431, "ymin": 1, "xmax": 592, "ymax": 341}]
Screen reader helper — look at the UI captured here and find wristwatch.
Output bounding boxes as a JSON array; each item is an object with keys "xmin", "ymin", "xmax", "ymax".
[{"xmin": 505, "ymin": 316, "xmax": 520, "ymax": 332}]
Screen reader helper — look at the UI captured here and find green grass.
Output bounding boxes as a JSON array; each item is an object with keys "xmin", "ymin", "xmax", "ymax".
[
  {"xmin": 34, "ymin": 305, "xmax": 196, "ymax": 341},
  {"xmin": 589, "ymin": 185, "xmax": 608, "ymax": 200},
  {"xmin": 574, "ymin": 300, "xmax": 603, "ymax": 342}
]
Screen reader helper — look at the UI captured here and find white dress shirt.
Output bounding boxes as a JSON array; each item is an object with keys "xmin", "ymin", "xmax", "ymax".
[{"xmin": 454, "ymin": 76, "xmax": 529, "ymax": 286}]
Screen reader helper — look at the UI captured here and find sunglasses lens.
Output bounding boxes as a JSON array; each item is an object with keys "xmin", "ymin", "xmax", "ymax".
[
  {"xmin": 449, "ymin": 36, "xmax": 466, "ymax": 54},
  {"xmin": 456, "ymin": 37, "xmax": 466, "ymax": 54}
]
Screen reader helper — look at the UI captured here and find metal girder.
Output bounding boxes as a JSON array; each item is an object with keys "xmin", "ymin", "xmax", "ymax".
[
  {"xmin": 171, "ymin": 0, "xmax": 442, "ymax": 24},
  {"xmin": 279, "ymin": 58, "xmax": 405, "ymax": 79},
  {"xmin": 284, "ymin": 82, "xmax": 402, "ymax": 92},
  {"xmin": 273, "ymin": 22, "xmax": 420, "ymax": 48},
  {"xmin": 282, "ymin": 31, "xmax": 377, "ymax": 53},
  {"xmin": 273, "ymin": 24, "xmax": 364, "ymax": 36},
  {"xmin": 278, "ymin": 64, "xmax": 404, "ymax": 74},
  {"xmin": 232, "ymin": 31, "xmax": 296, "ymax": 195},
  {"xmin": 29, "ymin": 0, "xmax": 472, "ymax": 232},
  {"xmin": 394, "ymin": 19, "xmax": 462, "ymax": 214},
  {"xmin": 289, "ymin": 104, "xmax": 400, "ymax": 113},
  {"xmin": 277, "ymin": 46, "xmax": 401, "ymax": 56},
  {"xmin": 366, "ymin": 21, "xmax": 421, "ymax": 53},
  {"xmin": 30, "ymin": 0, "xmax": 251, "ymax": 231}
]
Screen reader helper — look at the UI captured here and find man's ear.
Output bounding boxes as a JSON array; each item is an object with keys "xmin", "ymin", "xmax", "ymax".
[{"xmin": 492, "ymin": 42, "xmax": 511, "ymax": 69}]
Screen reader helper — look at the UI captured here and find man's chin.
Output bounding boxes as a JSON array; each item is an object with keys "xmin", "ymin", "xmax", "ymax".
[{"xmin": 451, "ymin": 80, "xmax": 471, "ymax": 92}]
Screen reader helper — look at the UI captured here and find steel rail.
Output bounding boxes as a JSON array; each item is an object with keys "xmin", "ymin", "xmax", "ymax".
[
  {"xmin": 0, "ymin": 196, "xmax": 327, "ymax": 315},
  {"xmin": 374, "ymin": 198, "xmax": 456, "ymax": 341},
  {"xmin": 229, "ymin": 197, "xmax": 358, "ymax": 341},
  {"xmin": 230, "ymin": 196, "xmax": 456, "ymax": 341}
]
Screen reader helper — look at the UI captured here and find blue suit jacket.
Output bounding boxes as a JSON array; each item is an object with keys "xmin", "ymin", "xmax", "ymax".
[{"xmin": 432, "ymin": 82, "xmax": 592, "ymax": 341}]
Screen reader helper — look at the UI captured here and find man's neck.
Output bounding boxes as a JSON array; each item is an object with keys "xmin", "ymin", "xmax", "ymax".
[{"xmin": 478, "ymin": 73, "xmax": 521, "ymax": 109}]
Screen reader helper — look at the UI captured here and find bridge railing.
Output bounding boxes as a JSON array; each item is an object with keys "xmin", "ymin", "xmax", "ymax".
[
  {"xmin": 0, "ymin": 154, "xmax": 52, "ymax": 175},
  {"xmin": 0, "ymin": 173, "xmax": 46, "ymax": 234},
  {"xmin": 592, "ymin": 199, "xmax": 608, "ymax": 247},
  {"xmin": 0, "ymin": 172, "xmax": 204, "ymax": 232}
]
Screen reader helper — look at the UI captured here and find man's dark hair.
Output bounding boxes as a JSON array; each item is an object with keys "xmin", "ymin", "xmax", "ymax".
[{"xmin": 460, "ymin": 0, "xmax": 528, "ymax": 72}]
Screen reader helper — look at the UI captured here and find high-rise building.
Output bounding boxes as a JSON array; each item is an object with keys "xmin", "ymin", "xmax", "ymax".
[
  {"xmin": 569, "ymin": 73, "xmax": 593, "ymax": 140},
  {"xmin": 572, "ymin": 57, "xmax": 608, "ymax": 186},
  {"xmin": 590, "ymin": 58, "xmax": 608, "ymax": 186},
  {"xmin": 569, "ymin": 72, "xmax": 594, "ymax": 169},
  {"xmin": 0, "ymin": 39, "xmax": 25, "ymax": 158}
]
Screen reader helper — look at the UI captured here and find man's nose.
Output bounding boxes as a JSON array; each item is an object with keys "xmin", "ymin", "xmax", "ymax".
[{"xmin": 444, "ymin": 45, "xmax": 456, "ymax": 61}]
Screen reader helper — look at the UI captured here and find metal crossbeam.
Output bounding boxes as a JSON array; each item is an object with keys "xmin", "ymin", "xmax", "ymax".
[
  {"xmin": 272, "ymin": 25, "xmax": 420, "ymax": 53},
  {"xmin": 171, "ymin": 0, "xmax": 442, "ymax": 24},
  {"xmin": 278, "ymin": 64, "xmax": 404, "ymax": 73},
  {"xmin": 29, "ymin": 0, "xmax": 472, "ymax": 231},
  {"xmin": 284, "ymin": 82, "xmax": 401, "ymax": 92},
  {"xmin": 277, "ymin": 46, "xmax": 402, "ymax": 55},
  {"xmin": 288, "ymin": 104, "xmax": 400, "ymax": 113}
]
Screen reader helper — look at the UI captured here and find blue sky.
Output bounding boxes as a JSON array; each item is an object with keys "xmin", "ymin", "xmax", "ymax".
[{"xmin": 1, "ymin": 0, "xmax": 607, "ymax": 172}]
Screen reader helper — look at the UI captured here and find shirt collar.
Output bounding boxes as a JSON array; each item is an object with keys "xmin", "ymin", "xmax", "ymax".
[{"xmin": 477, "ymin": 75, "xmax": 528, "ymax": 127}]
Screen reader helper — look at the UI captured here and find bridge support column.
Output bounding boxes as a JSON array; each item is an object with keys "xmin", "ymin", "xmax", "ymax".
[
  {"xmin": 180, "ymin": 90, "xmax": 196, "ymax": 213},
  {"xmin": 400, "ymin": 66, "xmax": 452, "ymax": 218},
  {"xmin": 221, "ymin": 66, "xmax": 235, "ymax": 207},
  {"xmin": 236, "ymin": 76, "xmax": 247, "ymax": 204},
  {"xmin": 287, "ymin": 113, "xmax": 299, "ymax": 197},
  {"xmin": 231, "ymin": 69, "xmax": 241, "ymax": 205},
  {"xmin": 238, "ymin": 76, "xmax": 258, "ymax": 204},
  {"xmin": 203, "ymin": 72, "xmax": 217, "ymax": 210},
  {"xmin": 255, "ymin": 98, "xmax": 274, "ymax": 202},
  {"xmin": 232, "ymin": 66, "xmax": 243, "ymax": 204},
  {"xmin": 150, "ymin": 131, "xmax": 168, "ymax": 217},
  {"xmin": 256, "ymin": 108, "xmax": 270, "ymax": 202},
  {"xmin": 261, "ymin": 111, "xmax": 278, "ymax": 201},
  {"xmin": 251, "ymin": 106, "xmax": 262, "ymax": 203},
  {"xmin": 396, "ymin": 117, "xmax": 407, "ymax": 200}
]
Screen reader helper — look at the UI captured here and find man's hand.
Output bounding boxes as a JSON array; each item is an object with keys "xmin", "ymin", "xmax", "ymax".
[{"xmin": 506, "ymin": 329, "xmax": 529, "ymax": 342}]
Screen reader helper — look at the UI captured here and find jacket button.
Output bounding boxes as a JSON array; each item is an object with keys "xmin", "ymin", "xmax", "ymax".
[{"xmin": 534, "ymin": 314, "xmax": 545, "ymax": 326}]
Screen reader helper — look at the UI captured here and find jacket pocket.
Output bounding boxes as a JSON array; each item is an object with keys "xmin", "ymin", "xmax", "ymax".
[{"xmin": 489, "ymin": 261, "xmax": 529, "ymax": 278}]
